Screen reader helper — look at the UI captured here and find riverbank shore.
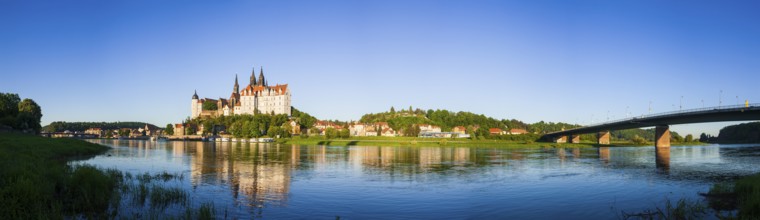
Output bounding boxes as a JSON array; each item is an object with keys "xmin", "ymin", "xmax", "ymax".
[
  {"xmin": 279, "ymin": 136, "xmax": 597, "ymax": 148},
  {"xmin": 0, "ymin": 133, "xmax": 113, "ymax": 218}
]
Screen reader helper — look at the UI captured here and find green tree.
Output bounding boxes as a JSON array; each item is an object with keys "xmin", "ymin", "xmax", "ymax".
[
  {"xmin": 339, "ymin": 128, "xmax": 350, "ymax": 138},
  {"xmin": 685, "ymin": 134, "xmax": 694, "ymax": 142},
  {"xmin": 270, "ymin": 114, "xmax": 288, "ymax": 127},
  {"xmin": 281, "ymin": 123, "xmax": 293, "ymax": 138},
  {"xmin": 267, "ymin": 126, "xmax": 283, "ymax": 138},
  {"xmin": 242, "ymin": 121, "xmax": 252, "ymax": 138},
  {"xmin": 325, "ymin": 127, "xmax": 337, "ymax": 139},
  {"xmin": 202, "ymin": 121, "xmax": 212, "ymax": 135},
  {"xmin": 0, "ymin": 93, "xmax": 20, "ymax": 117},
  {"xmin": 230, "ymin": 121, "xmax": 243, "ymax": 138},
  {"xmin": 16, "ymin": 99, "xmax": 42, "ymax": 133},
  {"xmin": 185, "ymin": 126, "xmax": 196, "ymax": 136},
  {"xmin": 202, "ymin": 101, "xmax": 218, "ymax": 111},
  {"xmin": 0, "ymin": 93, "xmax": 20, "ymax": 128},
  {"xmin": 390, "ymin": 107, "xmax": 396, "ymax": 114},
  {"xmin": 165, "ymin": 123, "xmax": 174, "ymax": 135},
  {"xmin": 403, "ymin": 124, "xmax": 420, "ymax": 137},
  {"xmin": 700, "ymin": 133, "xmax": 709, "ymax": 142},
  {"xmin": 119, "ymin": 129, "xmax": 131, "ymax": 137}
]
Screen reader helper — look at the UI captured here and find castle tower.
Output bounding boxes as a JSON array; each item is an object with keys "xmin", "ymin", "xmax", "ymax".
[
  {"xmin": 250, "ymin": 67, "xmax": 257, "ymax": 86},
  {"xmin": 258, "ymin": 67, "xmax": 266, "ymax": 87},
  {"xmin": 230, "ymin": 75, "xmax": 239, "ymax": 111},
  {"xmin": 233, "ymin": 74, "xmax": 240, "ymax": 93},
  {"xmin": 191, "ymin": 90, "xmax": 201, "ymax": 118}
]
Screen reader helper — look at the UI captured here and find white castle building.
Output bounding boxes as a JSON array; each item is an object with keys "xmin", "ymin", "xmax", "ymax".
[{"xmin": 191, "ymin": 67, "xmax": 291, "ymax": 118}]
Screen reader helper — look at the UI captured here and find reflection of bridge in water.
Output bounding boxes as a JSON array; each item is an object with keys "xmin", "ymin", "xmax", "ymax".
[{"xmin": 544, "ymin": 104, "xmax": 760, "ymax": 152}]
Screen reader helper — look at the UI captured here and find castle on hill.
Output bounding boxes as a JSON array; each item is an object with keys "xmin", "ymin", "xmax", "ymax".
[{"xmin": 191, "ymin": 67, "xmax": 291, "ymax": 118}]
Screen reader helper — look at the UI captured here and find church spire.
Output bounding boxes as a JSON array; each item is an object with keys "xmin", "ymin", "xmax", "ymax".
[
  {"xmin": 258, "ymin": 66, "xmax": 266, "ymax": 87},
  {"xmin": 250, "ymin": 66, "xmax": 257, "ymax": 86},
  {"xmin": 192, "ymin": 90, "xmax": 198, "ymax": 99},
  {"xmin": 233, "ymin": 74, "xmax": 239, "ymax": 93}
]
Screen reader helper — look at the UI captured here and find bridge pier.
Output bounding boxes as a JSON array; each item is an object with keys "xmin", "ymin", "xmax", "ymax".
[
  {"xmin": 655, "ymin": 125, "xmax": 670, "ymax": 149},
  {"xmin": 597, "ymin": 131, "xmax": 610, "ymax": 145},
  {"xmin": 570, "ymin": 134, "xmax": 581, "ymax": 143},
  {"xmin": 553, "ymin": 135, "xmax": 567, "ymax": 143}
]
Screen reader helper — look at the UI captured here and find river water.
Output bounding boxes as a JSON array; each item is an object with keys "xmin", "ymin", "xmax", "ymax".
[{"xmin": 80, "ymin": 140, "xmax": 760, "ymax": 219}]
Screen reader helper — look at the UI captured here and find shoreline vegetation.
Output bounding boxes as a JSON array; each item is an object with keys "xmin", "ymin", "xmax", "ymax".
[
  {"xmin": 0, "ymin": 133, "xmax": 217, "ymax": 219},
  {"xmin": 0, "ymin": 132, "xmax": 110, "ymax": 218}
]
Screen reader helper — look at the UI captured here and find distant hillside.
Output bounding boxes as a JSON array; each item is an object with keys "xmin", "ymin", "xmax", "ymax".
[
  {"xmin": 42, "ymin": 121, "xmax": 159, "ymax": 132},
  {"xmin": 359, "ymin": 108, "xmax": 525, "ymax": 132},
  {"xmin": 358, "ymin": 107, "xmax": 682, "ymax": 142},
  {"xmin": 359, "ymin": 107, "xmax": 570, "ymax": 133},
  {"xmin": 718, "ymin": 122, "xmax": 760, "ymax": 143}
]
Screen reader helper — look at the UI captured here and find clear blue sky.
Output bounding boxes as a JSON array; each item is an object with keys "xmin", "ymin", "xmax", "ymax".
[{"xmin": 2, "ymin": 0, "xmax": 759, "ymax": 136}]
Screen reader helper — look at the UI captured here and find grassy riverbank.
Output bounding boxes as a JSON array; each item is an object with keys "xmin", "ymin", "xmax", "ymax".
[
  {"xmin": 0, "ymin": 133, "xmax": 113, "ymax": 218},
  {"xmin": 0, "ymin": 133, "xmax": 222, "ymax": 219},
  {"xmin": 702, "ymin": 173, "xmax": 760, "ymax": 218},
  {"xmin": 280, "ymin": 136, "xmax": 596, "ymax": 148}
]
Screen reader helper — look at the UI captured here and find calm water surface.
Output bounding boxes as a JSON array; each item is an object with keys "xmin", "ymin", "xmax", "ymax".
[{"xmin": 80, "ymin": 140, "xmax": 760, "ymax": 219}]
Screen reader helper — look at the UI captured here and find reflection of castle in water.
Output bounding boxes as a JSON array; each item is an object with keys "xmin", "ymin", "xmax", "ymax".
[{"xmin": 180, "ymin": 142, "xmax": 294, "ymax": 206}]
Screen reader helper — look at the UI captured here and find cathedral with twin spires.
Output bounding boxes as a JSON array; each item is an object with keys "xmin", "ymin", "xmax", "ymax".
[{"xmin": 191, "ymin": 67, "xmax": 291, "ymax": 118}]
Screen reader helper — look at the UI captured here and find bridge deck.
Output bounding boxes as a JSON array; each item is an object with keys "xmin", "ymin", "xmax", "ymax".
[{"xmin": 545, "ymin": 104, "xmax": 760, "ymax": 137}]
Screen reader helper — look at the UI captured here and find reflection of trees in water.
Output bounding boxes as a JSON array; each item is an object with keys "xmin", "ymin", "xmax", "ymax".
[{"xmin": 348, "ymin": 146, "xmax": 532, "ymax": 176}]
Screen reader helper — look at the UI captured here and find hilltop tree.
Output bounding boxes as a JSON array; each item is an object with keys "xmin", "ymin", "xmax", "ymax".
[{"xmin": 390, "ymin": 107, "xmax": 395, "ymax": 114}]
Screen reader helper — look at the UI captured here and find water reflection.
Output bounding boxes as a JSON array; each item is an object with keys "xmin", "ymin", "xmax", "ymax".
[
  {"xmin": 81, "ymin": 140, "xmax": 760, "ymax": 219},
  {"xmin": 598, "ymin": 147, "xmax": 610, "ymax": 164},
  {"xmin": 656, "ymin": 147, "xmax": 671, "ymax": 173},
  {"xmin": 186, "ymin": 142, "xmax": 293, "ymax": 207}
]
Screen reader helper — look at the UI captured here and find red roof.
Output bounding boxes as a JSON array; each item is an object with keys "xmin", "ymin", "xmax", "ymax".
[
  {"xmin": 240, "ymin": 84, "xmax": 289, "ymax": 96},
  {"xmin": 509, "ymin": 129, "xmax": 528, "ymax": 134},
  {"xmin": 489, "ymin": 128, "xmax": 503, "ymax": 134}
]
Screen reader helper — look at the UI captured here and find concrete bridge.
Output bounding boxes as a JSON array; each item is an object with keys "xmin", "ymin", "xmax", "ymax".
[{"xmin": 543, "ymin": 103, "xmax": 760, "ymax": 149}]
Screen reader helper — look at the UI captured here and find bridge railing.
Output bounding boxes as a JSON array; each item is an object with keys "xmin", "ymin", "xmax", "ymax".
[{"xmin": 581, "ymin": 103, "xmax": 760, "ymax": 128}]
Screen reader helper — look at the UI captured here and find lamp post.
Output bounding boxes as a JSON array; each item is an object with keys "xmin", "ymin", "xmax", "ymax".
[
  {"xmin": 702, "ymin": 99, "xmax": 704, "ymax": 108},
  {"xmin": 649, "ymin": 101, "xmax": 652, "ymax": 114},
  {"xmin": 680, "ymin": 96, "xmax": 683, "ymax": 112},
  {"xmin": 720, "ymin": 90, "xmax": 723, "ymax": 107}
]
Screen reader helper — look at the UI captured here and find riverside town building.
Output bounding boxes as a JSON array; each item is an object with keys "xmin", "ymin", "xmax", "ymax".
[{"xmin": 191, "ymin": 67, "xmax": 292, "ymax": 118}]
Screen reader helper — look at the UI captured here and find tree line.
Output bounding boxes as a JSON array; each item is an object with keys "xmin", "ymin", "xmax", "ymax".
[
  {"xmin": 717, "ymin": 122, "xmax": 760, "ymax": 143},
  {"xmin": 0, "ymin": 93, "xmax": 43, "ymax": 134},
  {"xmin": 42, "ymin": 121, "xmax": 158, "ymax": 132}
]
